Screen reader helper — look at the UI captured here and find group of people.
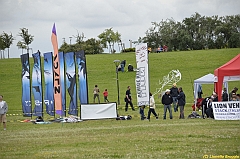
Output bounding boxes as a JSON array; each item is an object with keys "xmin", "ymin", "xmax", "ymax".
[
  {"xmin": 93, "ymin": 83, "xmax": 186, "ymax": 120},
  {"xmin": 124, "ymin": 83, "xmax": 186, "ymax": 120},
  {"xmin": 222, "ymin": 87, "xmax": 239, "ymax": 101},
  {"xmin": 162, "ymin": 84, "xmax": 186, "ymax": 119},
  {"xmin": 201, "ymin": 92, "xmax": 218, "ymax": 119},
  {"xmin": 201, "ymin": 87, "xmax": 239, "ymax": 119},
  {"xmin": 124, "ymin": 86, "xmax": 159, "ymax": 120},
  {"xmin": 156, "ymin": 45, "xmax": 168, "ymax": 53},
  {"xmin": 148, "ymin": 45, "xmax": 168, "ymax": 54},
  {"xmin": 117, "ymin": 60, "xmax": 134, "ymax": 72},
  {"xmin": 93, "ymin": 85, "xmax": 109, "ymax": 103}
]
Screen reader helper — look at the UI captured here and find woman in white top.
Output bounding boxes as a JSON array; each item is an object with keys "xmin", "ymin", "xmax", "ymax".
[{"xmin": 147, "ymin": 93, "xmax": 159, "ymax": 120}]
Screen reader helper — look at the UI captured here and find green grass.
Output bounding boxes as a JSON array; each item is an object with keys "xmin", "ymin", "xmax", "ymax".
[{"xmin": 0, "ymin": 48, "xmax": 240, "ymax": 159}]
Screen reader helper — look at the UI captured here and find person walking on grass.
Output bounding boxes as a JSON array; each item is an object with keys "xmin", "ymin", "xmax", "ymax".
[
  {"xmin": 103, "ymin": 89, "xmax": 109, "ymax": 103},
  {"xmin": 93, "ymin": 85, "xmax": 100, "ymax": 103},
  {"xmin": 125, "ymin": 86, "xmax": 135, "ymax": 111},
  {"xmin": 161, "ymin": 89, "xmax": 173, "ymax": 120},
  {"xmin": 0, "ymin": 95, "xmax": 8, "ymax": 130},
  {"xmin": 147, "ymin": 93, "xmax": 159, "ymax": 120}
]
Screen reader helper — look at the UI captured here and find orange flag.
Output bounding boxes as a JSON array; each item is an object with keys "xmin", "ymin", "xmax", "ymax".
[{"xmin": 51, "ymin": 23, "xmax": 62, "ymax": 116}]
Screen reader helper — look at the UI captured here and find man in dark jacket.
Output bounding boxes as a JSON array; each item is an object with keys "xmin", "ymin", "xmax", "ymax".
[
  {"xmin": 128, "ymin": 64, "xmax": 133, "ymax": 72},
  {"xmin": 202, "ymin": 93, "xmax": 216, "ymax": 119},
  {"xmin": 161, "ymin": 89, "xmax": 173, "ymax": 119},
  {"xmin": 222, "ymin": 88, "xmax": 228, "ymax": 101},
  {"xmin": 201, "ymin": 96, "xmax": 211, "ymax": 119},
  {"xmin": 177, "ymin": 87, "xmax": 186, "ymax": 119},
  {"xmin": 170, "ymin": 83, "xmax": 179, "ymax": 112},
  {"xmin": 125, "ymin": 86, "xmax": 135, "ymax": 111}
]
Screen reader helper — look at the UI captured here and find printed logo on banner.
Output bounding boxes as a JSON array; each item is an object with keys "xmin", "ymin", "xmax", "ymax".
[
  {"xmin": 21, "ymin": 53, "xmax": 32, "ymax": 117},
  {"xmin": 136, "ymin": 67, "xmax": 147, "ymax": 98},
  {"xmin": 135, "ymin": 43, "xmax": 149, "ymax": 106},
  {"xmin": 212, "ymin": 101, "xmax": 240, "ymax": 120}
]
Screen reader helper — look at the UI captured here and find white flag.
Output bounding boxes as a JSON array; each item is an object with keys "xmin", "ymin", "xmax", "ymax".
[{"xmin": 135, "ymin": 43, "xmax": 149, "ymax": 106}]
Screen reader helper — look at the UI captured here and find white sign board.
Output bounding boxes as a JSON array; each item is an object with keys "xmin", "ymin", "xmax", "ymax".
[
  {"xmin": 212, "ymin": 101, "xmax": 240, "ymax": 120},
  {"xmin": 80, "ymin": 103, "xmax": 117, "ymax": 120}
]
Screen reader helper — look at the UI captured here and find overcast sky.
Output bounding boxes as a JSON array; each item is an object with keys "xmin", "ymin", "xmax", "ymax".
[{"xmin": 1, "ymin": 0, "xmax": 240, "ymax": 58}]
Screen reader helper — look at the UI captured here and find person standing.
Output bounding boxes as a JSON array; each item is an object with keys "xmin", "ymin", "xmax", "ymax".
[
  {"xmin": 120, "ymin": 60, "xmax": 126, "ymax": 72},
  {"xmin": 103, "ymin": 89, "xmax": 109, "ymax": 103},
  {"xmin": 93, "ymin": 85, "xmax": 100, "ymax": 103},
  {"xmin": 170, "ymin": 83, "xmax": 179, "ymax": 112},
  {"xmin": 139, "ymin": 105, "xmax": 146, "ymax": 120},
  {"xmin": 222, "ymin": 87, "xmax": 228, "ymax": 101},
  {"xmin": 147, "ymin": 93, "xmax": 159, "ymax": 120},
  {"xmin": 229, "ymin": 87, "xmax": 238, "ymax": 101},
  {"xmin": 197, "ymin": 84, "xmax": 203, "ymax": 99},
  {"xmin": 125, "ymin": 86, "xmax": 135, "ymax": 111},
  {"xmin": 0, "ymin": 95, "xmax": 8, "ymax": 130},
  {"xmin": 161, "ymin": 89, "xmax": 173, "ymax": 119},
  {"xmin": 177, "ymin": 87, "xmax": 186, "ymax": 119}
]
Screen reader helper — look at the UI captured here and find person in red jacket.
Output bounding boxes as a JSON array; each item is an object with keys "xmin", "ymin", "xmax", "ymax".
[{"xmin": 103, "ymin": 89, "xmax": 109, "ymax": 103}]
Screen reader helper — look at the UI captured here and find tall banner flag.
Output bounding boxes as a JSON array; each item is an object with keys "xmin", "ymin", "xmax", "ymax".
[
  {"xmin": 65, "ymin": 52, "xmax": 78, "ymax": 115},
  {"xmin": 135, "ymin": 43, "xmax": 150, "ymax": 106},
  {"xmin": 76, "ymin": 51, "xmax": 88, "ymax": 104},
  {"xmin": 21, "ymin": 53, "xmax": 32, "ymax": 117},
  {"xmin": 32, "ymin": 52, "xmax": 43, "ymax": 116},
  {"xmin": 59, "ymin": 52, "xmax": 66, "ymax": 116},
  {"xmin": 51, "ymin": 23, "xmax": 62, "ymax": 116},
  {"xmin": 43, "ymin": 52, "xmax": 54, "ymax": 116}
]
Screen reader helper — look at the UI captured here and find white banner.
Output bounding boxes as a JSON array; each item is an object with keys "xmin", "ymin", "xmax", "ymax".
[
  {"xmin": 212, "ymin": 101, "xmax": 240, "ymax": 120},
  {"xmin": 80, "ymin": 103, "xmax": 117, "ymax": 120},
  {"xmin": 135, "ymin": 43, "xmax": 149, "ymax": 106}
]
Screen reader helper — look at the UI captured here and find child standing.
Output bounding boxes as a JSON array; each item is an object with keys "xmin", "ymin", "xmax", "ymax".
[{"xmin": 103, "ymin": 89, "xmax": 109, "ymax": 103}]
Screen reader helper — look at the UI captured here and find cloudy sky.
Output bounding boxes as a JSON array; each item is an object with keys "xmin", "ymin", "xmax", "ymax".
[{"xmin": 1, "ymin": 0, "xmax": 240, "ymax": 58}]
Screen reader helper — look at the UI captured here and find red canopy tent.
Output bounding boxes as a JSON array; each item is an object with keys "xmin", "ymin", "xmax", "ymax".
[{"xmin": 214, "ymin": 54, "xmax": 240, "ymax": 101}]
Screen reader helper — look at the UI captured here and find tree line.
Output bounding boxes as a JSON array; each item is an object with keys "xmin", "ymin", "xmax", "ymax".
[
  {"xmin": 1, "ymin": 12, "xmax": 239, "ymax": 58},
  {"xmin": 0, "ymin": 28, "xmax": 33, "ymax": 59},
  {"xmin": 140, "ymin": 12, "xmax": 240, "ymax": 51}
]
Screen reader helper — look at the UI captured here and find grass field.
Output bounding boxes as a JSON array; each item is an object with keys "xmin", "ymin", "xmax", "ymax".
[{"xmin": 0, "ymin": 48, "xmax": 240, "ymax": 159}]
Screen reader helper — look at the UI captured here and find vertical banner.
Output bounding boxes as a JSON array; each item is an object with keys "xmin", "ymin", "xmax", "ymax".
[
  {"xmin": 20, "ymin": 53, "xmax": 32, "ymax": 117},
  {"xmin": 59, "ymin": 52, "xmax": 66, "ymax": 116},
  {"xmin": 135, "ymin": 43, "xmax": 150, "ymax": 106},
  {"xmin": 43, "ymin": 52, "xmax": 54, "ymax": 116},
  {"xmin": 76, "ymin": 50, "xmax": 88, "ymax": 104},
  {"xmin": 32, "ymin": 52, "xmax": 43, "ymax": 116},
  {"xmin": 65, "ymin": 52, "xmax": 78, "ymax": 116},
  {"xmin": 51, "ymin": 23, "xmax": 62, "ymax": 116}
]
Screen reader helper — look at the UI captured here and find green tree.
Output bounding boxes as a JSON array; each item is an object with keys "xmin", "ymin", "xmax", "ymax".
[
  {"xmin": 59, "ymin": 41, "xmax": 72, "ymax": 53},
  {"xmin": 98, "ymin": 28, "xmax": 121, "ymax": 53},
  {"xmin": 17, "ymin": 28, "xmax": 34, "ymax": 54},
  {"xmin": 83, "ymin": 38, "xmax": 103, "ymax": 54},
  {"xmin": 73, "ymin": 31, "xmax": 86, "ymax": 51},
  {"xmin": 1, "ymin": 32, "xmax": 14, "ymax": 58},
  {"xmin": 17, "ymin": 41, "xmax": 27, "ymax": 54},
  {"xmin": 143, "ymin": 21, "xmax": 162, "ymax": 50},
  {"xmin": 0, "ymin": 35, "xmax": 6, "ymax": 59}
]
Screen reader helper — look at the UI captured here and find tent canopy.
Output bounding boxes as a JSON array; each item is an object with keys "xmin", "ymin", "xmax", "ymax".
[
  {"xmin": 214, "ymin": 54, "xmax": 240, "ymax": 101},
  {"xmin": 194, "ymin": 73, "xmax": 216, "ymax": 84},
  {"xmin": 194, "ymin": 73, "xmax": 224, "ymax": 100},
  {"xmin": 193, "ymin": 73, "xmax": 240, "ymax": 100}
]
